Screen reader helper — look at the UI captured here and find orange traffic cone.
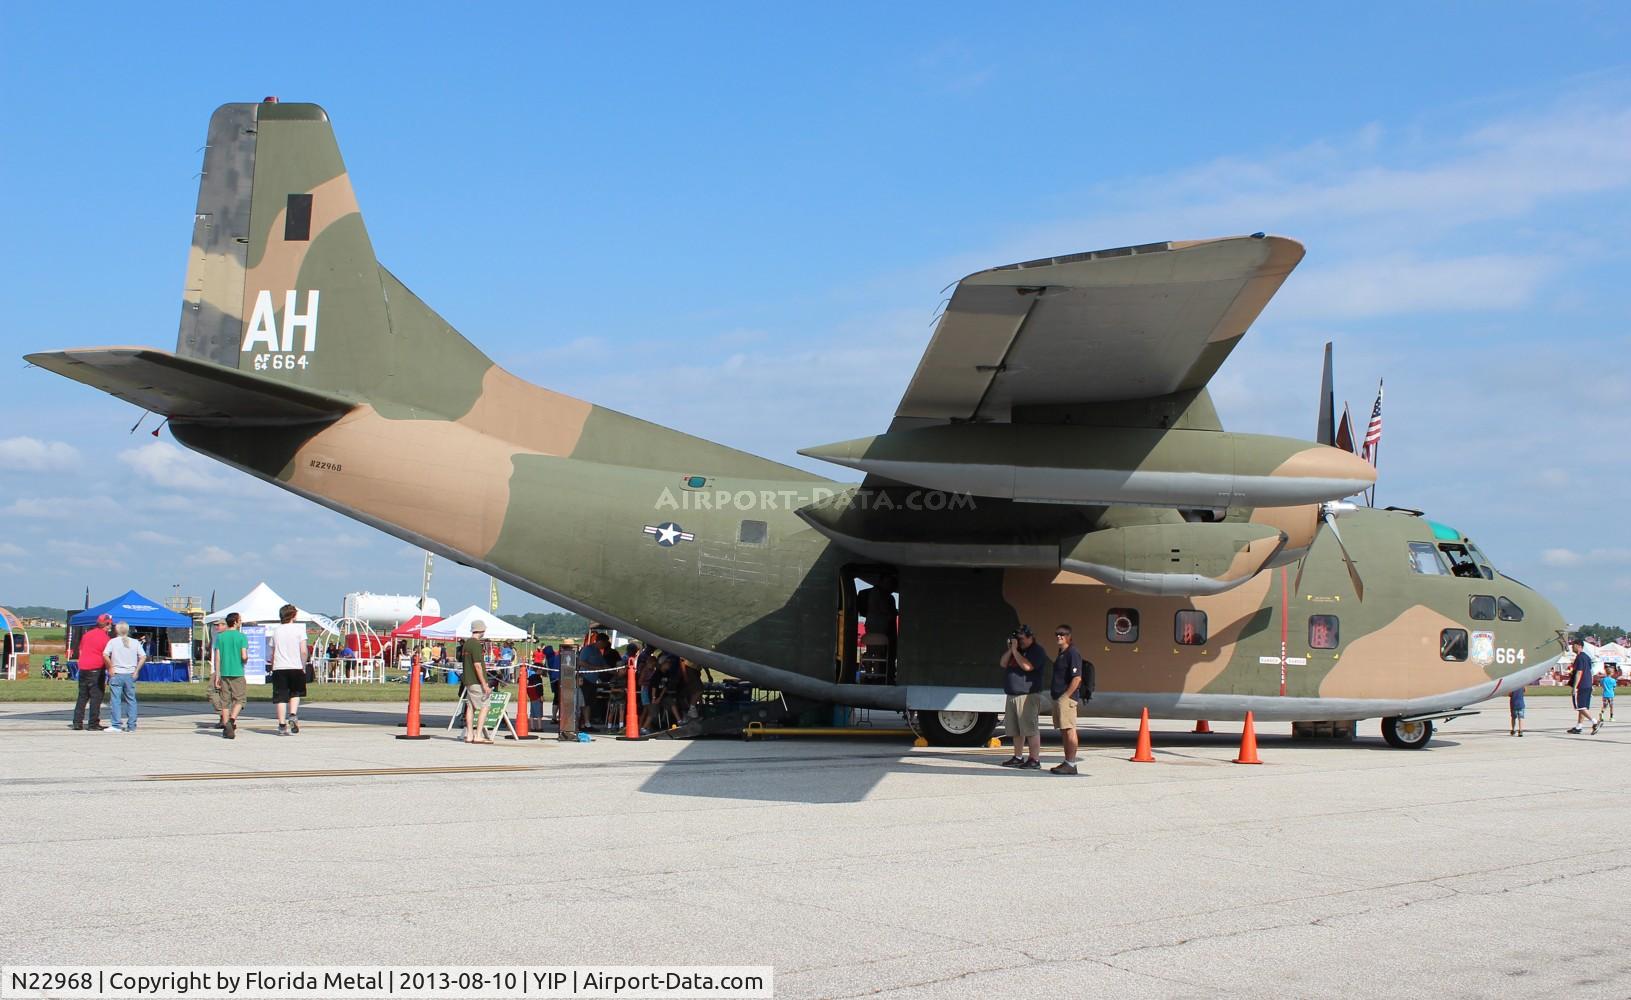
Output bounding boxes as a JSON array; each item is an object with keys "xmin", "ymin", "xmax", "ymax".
[
  {"xmin": 1193, "ymin": 719, "xmax": 1212, "ymax": 734},
  {"xmin": 394, "ymin": 660, "xmax": 430, "ymax": 741},
  {"xmin": 1130, "ymin": 707, "xmax": 1155, "ymax": 762},
  {"xmin": 617, "ymin": 658, "xmax": 644, "ymax": 741},
  {"xmin": 1233, "ymin": 711, "xmax": 1262, "ymax": 764}
]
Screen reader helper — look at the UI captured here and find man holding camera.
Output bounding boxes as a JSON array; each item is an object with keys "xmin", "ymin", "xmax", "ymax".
[
  {"xmin": 998, "ymin": 624, "xmax": 1046, "ymax": 769},
  {"xmin": 1049, "ymin": 625, "xmax": 1093, "ymax": 775}
]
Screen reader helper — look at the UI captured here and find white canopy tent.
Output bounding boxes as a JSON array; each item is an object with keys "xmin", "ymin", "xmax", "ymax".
[
  {"xmin": 205, "ymin": 582, "xmax": 330, "ymax": 629},
  {"xmin": 418, "ymin": 605, "xmax": 527, "ymax": 641}
]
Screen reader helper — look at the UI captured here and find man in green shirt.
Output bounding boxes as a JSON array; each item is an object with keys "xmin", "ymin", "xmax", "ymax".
[
  {"xmin": 211, "ymin": 613, "xmax": 249, "ymax": 739},
  {"xmin": 461, "ymin": 621, "xmax": 492, "ymax": 744}
]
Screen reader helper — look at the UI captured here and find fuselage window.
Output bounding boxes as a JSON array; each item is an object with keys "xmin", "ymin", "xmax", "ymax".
[
  {"xmin": 1469, "ymin": 595, "xmax": 1496, "ymax": 621},
  {"xmin": 1309, "ymin": 614, "xmax": 1339, "ymax": 649},
  {"xmin": 1438, "ymin": 543, "xmax": 1484, "ymax": 579},
  {"xmin": 1175, "ymin": 610, "xmax": 1207, "ymax": 646},
  {"xmin": 1408, "ymin": 542, "xmax": 1449, "ymax": 575},
  {"xmin": 1498, "ymin": 597, "xmax": 1524, "ymax": 622},
  {"xmin": 1441, "ymin": 628, "xmax": 1469, "ymax": 662},
  {"xmin": 738, "ymin": 519, "xmax": 768, "ymax": 545},
  {"xmin": 1107, "ymin": 608, "xmax": 1139, "ymax": 643}
]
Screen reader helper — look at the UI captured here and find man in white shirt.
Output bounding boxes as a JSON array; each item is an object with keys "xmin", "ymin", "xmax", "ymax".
[
  {"xmin": 103, "ymin": 621, "xmax": 146, "ymax": 733},
  {"xmin": 267, "ymin": 603, "xmax": 309, "ymax": 736}
]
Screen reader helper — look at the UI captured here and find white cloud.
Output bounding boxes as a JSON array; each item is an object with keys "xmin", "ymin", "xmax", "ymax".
[
  {"xmin": 48, "ymin": 538, "xmax": 126, "ymax": 569},
  {"xmin": 117, "ymin": 441, "xmax": 232, "ymax": 492},
  {"xmin": 0, "ymin": 436, "xmax": 81, "ymax": 472},
  {"xmin": 1544, "ymin": 548, "xmax": 1584, "ymax": 567},
  {"xmin": 0, "ymin": 542, "xmax": 24, "ymax": 558},
  {"xmin": 133, "ymin": 530, "xmax": 180, "ymax": 545},
  {"xmin": 2, "ymin": 496, "xmax": 121, "ymax": 520},
  {"xmin": 1275, "ymin": 254, "xmax": 1554, "ymax": 320},
  {"xmin": 188, "ymin": 545, "xmax": 235, "ymax": 567}
]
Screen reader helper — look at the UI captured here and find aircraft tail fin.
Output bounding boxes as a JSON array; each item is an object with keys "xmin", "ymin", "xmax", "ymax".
[{"xmin": 176, "ymin": 101, "xmax": 492, "ymax": 415}]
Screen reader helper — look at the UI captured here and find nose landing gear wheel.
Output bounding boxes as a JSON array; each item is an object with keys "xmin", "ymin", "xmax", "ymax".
[
  {"xmin": 914, "ymin": 710, "xmax": 997, "ymax": 747},
  {"xmin": 1381, "ymin": 716, "xmax": 1433, "ymax": 749}
]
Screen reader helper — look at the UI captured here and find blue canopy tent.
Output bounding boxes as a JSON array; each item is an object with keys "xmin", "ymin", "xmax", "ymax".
[{"xmin": 68, "ymin": 590, "xmax": 194, "ymax": 681}]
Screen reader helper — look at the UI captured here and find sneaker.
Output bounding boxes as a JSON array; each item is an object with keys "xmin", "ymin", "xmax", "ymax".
[
  {"xmin": 999, "ymin": 756, "xmax": 1025, "ymax": 768},
  {"xmin": 277, "ymin": 725, "xmax": 288, "ymax": 737},
  {"xmin": 106, "ymin": 726, "xmax": 122, "ymax": 734},
  {"xmin": 289, "ymin": 717, "xmax": 300, "ymax": 734},
  {"xmin": 1568, "ymin": 727, "xmax": 1582, "ymax": 734},
  {"xmin": 1517, "ymin": 731, "xmax": 1524, "ymax": 737},
  {"xmin": 1020, "ymin": 758, "xmax": 1042, "ymax": 770},
  {"xmin": 225, "ymin": 719, "xmax": 236, "ymax": 739},
  {"xmin": 1592, "ymin": 721, "xmax": 1602, "ymax": 735},
  {"xmin": 1050, "ymin": 762, "xmax": 1079, "ymax": 775},
  {"xmin": 70, "ymin": 723, "xmax": 82, "ymax": 731}
]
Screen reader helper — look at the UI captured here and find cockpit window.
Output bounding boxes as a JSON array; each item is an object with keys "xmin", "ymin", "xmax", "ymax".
[
  {"xmin": 1463, "ymin": 540, "xmax": 1496, "ymax": 580},
  {"xmin": 1438, "ymin": 543, "xmax": 1485, "ymax": 580},
  {"xmin": 1469, "ymin": 595, "xmax": 1496, "ymax": 621},
  {"xmin": 1498, "ymin": 597, "xmax": 1524, "ymax": 622},
  {"xmin": 1408, "ymin": 542, "xmax": 1449, "ymax": 575}
]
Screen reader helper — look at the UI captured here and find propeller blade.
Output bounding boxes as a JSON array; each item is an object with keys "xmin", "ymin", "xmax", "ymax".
[{"xmin": 1324, "ymin": 512, "xmax": 1364, "ymax": 602}]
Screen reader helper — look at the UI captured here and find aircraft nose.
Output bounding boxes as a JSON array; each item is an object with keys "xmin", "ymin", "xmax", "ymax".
[{"xmin": 1518, "ymin": 583, "xmax": 1568, "ymax": 668}]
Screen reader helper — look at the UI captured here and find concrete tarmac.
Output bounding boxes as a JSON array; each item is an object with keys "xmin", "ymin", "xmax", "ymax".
[{"xmin": 2, "ymin": 698, "xmax": 1627, "ymax": 999}]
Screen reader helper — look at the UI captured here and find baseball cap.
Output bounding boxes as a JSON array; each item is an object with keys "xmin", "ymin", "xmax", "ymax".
[
  {"xmin": 471, "ymin": 620, "xmax": 487, "ymax": 634},
  {"xmin": 1015, "ymin": 624, "xmax": 1033, "ymax": 637},
  {"xmin": 96, "ymin": 613, "xmax": 113, "ymax": 626}
]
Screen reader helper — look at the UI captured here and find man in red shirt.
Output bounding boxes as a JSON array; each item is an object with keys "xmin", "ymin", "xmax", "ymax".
[{"xmin": 72, "ymin": 613, "xmax": 114, "ymax": 731}]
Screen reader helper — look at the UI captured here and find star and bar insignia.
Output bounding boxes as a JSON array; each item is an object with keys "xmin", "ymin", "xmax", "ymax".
[{"xmin": 643, "ymin": 522, "xmax": 695, "ymax": 546}]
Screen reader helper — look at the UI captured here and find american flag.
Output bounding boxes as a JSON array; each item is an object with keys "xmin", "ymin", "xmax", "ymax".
[{"xmin": 1361, "ymin": 381, "xmax": 1384, "ymax": 465}]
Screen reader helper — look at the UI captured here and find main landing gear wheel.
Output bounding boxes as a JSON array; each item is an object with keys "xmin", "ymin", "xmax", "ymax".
[
  {"xmin": 1381, "ymin": 716, "xmax": 1433, "ymax": 749},
  {"xmin": 914, "ymin": 710, "xmax": 998, "ymax": 747}
]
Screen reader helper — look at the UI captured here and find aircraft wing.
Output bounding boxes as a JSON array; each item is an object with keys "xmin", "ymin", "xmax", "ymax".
[{"xmin": 894, "ymin": 235, "xmax": 1304, "ymax": 425}]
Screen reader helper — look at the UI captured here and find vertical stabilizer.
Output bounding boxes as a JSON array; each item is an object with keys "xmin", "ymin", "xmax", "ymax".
[{"xmin": 176, "ymin": 101, "xmax": 490, "ymax": 417}]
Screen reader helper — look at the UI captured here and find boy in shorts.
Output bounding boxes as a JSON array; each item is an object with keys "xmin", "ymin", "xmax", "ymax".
[
  {"xmin": 1594, "ymin": 666, "xmax": 1617, "ymax": 733},
  {"xmin": 1508, "ymin": 684, "xmax": 1525, "ymax": 737},
  {"xmin": 211, "ymin": 612, "xmax": 249, "ymax": 739}
]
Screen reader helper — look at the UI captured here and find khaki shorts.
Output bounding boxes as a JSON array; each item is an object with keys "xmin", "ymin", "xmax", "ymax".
[
  {"xmin": 1053, "ymin": 696, "xmax": 1078, "ymax": 730},
  {"xmin": 1005, "ymin": 693, "xmax": 1041, "ymax": 739},
  {"xmin": 210, "ymin": 675, "xmax": 247, "ymax": 711}
]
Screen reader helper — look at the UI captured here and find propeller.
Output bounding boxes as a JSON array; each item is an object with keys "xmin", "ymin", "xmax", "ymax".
[{"xmin": 1293, "ymin": 343, "xmax": 1367, "ymax": 599}]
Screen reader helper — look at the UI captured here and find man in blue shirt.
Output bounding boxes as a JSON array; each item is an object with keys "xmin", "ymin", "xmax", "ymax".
[
  {"xmin": 1048, "ymin": 625, "xmax": 1092, "ymax": 775},
  {"xmin": 1567, "ymin": 637, "xmax": 1594, "ymax": 734},
  {"xmin": 998, "ymin": 625, "xmax": 1047, "ymax": 769}
]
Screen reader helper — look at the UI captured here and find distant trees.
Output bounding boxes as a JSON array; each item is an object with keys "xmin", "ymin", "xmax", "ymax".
[
  {"xmin": 500, "ymin": 611, "xmax": 590, "ymax": 637},
  {"xmin": 1577, "ymin": 622, "xmax": 1628, "ymax": 643}
]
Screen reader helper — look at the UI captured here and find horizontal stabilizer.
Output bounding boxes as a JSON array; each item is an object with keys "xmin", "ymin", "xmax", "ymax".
[{"xmin": 24, "ymin": 347, "xmax": 354, "ymax": 424}]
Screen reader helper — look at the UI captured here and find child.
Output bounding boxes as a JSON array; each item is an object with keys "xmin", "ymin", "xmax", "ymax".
[
  {"xmin": 1595, "ymin": 666, "xmax": 1617, "ymax": 733},
  {"xmin": 1509, "ymin": 685, "xmax": 1526, "ymax": 737}
]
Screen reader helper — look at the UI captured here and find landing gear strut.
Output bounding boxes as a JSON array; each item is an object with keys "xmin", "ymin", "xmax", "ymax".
[
  {"xmin": 1381, "ymin": 715, "xmax": 1434, "ymax": 749},
  {"xmin": 914, "ymin": 710, "xmax": 997, "ymax": 747}
]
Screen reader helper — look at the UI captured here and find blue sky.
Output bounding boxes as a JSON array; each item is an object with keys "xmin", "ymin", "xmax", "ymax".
[{"xmin": 1, "ymin": 4, "xmax": 1627, "ymax": 624}]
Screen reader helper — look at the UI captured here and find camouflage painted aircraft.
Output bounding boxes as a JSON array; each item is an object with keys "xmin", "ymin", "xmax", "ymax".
[{"xmin": 29, "ymin": 102, "xmax": 1567, "ymax": 747}]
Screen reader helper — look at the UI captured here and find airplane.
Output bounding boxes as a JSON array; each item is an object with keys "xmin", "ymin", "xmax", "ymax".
[{"xmin": 27, "ymin": 101, "xmax": 1567, "ymax": 748}]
